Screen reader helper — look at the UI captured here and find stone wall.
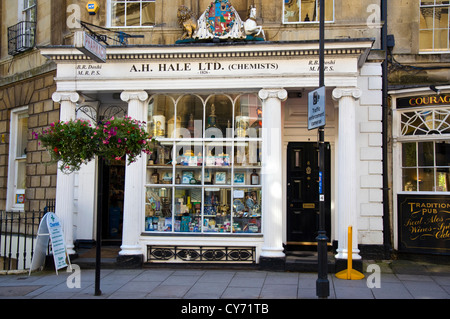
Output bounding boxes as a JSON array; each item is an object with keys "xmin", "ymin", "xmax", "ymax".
[{"xmin": 0, "ymin": 71, "xmax": 58, "ymax": 211}]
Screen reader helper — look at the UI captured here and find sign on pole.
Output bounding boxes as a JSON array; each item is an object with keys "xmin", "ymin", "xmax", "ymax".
[
  {"xmin": 308, "ymin": 86, "xmax": 326, "ymax": 130},
  {"xmin": 74, "ymin": 31, "xmax": 107, "ymax": 63},
  {"xmin": 29, "ymin": 212, "xmax": 70, "ymax": 275}
]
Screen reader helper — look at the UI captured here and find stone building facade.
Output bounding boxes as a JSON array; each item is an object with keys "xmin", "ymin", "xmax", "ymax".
[{"xmin": 9, "ymin": 0, "xmax": 447, "ymax": 268}]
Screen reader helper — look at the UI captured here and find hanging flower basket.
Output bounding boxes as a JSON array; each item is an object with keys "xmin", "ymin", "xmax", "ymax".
[
  {"xmin": 35, "ymin": 116, "xmax": 153, "ymax": 173},
  {"xmin": 95, "ymin": 116, "xmax": 153, "ymax": 164}
]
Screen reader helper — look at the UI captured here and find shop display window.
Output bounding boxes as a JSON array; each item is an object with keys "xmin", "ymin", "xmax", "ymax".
[
  {"xmin": 145, "ymin": 187, "xmax": 172, "ymax": 232},
  {"xmin": 174, "ymin": 187, "xmax": 202, "ymax": 232},
  {"xmin": 204, "ymin": 188, "xmax": 232, "ymax": 233},
  {"xmin": 232, "ymin": 188, "xmax": 262, "ymax": 233},
  {"xmin": 145, "ymin": 93, "xmax": 263, "ymax": 234}
]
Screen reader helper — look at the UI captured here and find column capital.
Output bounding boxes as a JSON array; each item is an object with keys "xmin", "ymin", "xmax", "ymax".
[
  {"xmin": 332, "ymin": 87, "xmax": 362, "ymax": 101},
  {"xmin": 52, "ymin": 92, "xmax": 82, "ymax": 104},
  {"xmin": 120, "ymin": 91, "xmax": 149, "ymax": 103},
  {"xmin": 258, "ymin": 88, "xmax": 288, "ymax": 102}
]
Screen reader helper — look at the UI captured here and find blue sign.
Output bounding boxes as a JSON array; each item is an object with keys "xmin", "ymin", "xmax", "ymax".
[
  {"xmin": 308, "ymin": 87, "xmax": 326, "ymax": 130},
  {"xmin": 319, "ymin": 171, "xmax": 323, "ymax": 194}
]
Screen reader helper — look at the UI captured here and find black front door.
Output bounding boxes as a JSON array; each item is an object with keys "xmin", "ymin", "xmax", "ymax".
[{"xmin": 287, "ymin": 142, "xmax": 331, "ymax": 244}]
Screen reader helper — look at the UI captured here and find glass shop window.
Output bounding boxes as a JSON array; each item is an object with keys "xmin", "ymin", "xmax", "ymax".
[
  {"xmin": 283, "ymin": 0, "xmax": 334, "ymax": 24},
  {"xmin": 145, "ymin": 93, "xmax": 263, "ymax": 234},
  {"xmin": 419, "ymin": 1, "xmax": 450, "ymax": 52},
  {"xmin": 111, "ymin": 0, "xmax": 156, "ymax": 27},
  {"xmin": 402, "ymin": 141, "xmax": 450, "ymax": 192}
]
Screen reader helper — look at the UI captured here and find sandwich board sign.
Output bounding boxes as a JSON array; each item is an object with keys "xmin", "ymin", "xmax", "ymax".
[
  {"xmin": 308, "ymin": 86, "xmax": 326, "ymax": 130},
  {"xmin": 29, "ymin": 212, "xmax": 71, "ymax": 275}
]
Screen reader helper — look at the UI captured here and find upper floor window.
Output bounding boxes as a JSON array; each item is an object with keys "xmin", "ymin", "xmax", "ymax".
[
  {"xmin": 7, "ymin": 107, "xmax": 28, "ymax": 211},
  {"xmin": 23, "ymin": 0, "xmax": 37, "ymax": 22},
  {"xmin": 8, "ymin": 0, "xmax": 36, "ymax": 56},
  {"xmin": 283, "ymin": 0, "xmax": 334, "ymax": 24},
  {"xmin": 419, "ymin": 1, "xmax": 450, "ymax": 52},
  {"xmin": 110, "ymin": 0, "xmax": 156, "ymax": 27}
]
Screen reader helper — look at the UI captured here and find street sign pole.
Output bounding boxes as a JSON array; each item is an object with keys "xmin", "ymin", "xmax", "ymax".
[{"xmin": 316, "ymin": 0, "xmax": 330, "ymax": 299}]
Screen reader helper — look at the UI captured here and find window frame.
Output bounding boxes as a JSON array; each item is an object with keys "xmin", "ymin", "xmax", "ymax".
[
  {"xmin": 400, "ymin": 140, "xmax": 450, "ymax": 192},
  {"xmin": 419, "ymin": 0, "xmax": 450, "ymax": 53},
  {"xmin": 144, "ymin": 93, "xmax": 263, "ymax": 235},
  {"xmin": 107, "ymin": 0, "xmax": 156, "ymax": 28},
  {"xmin": 7, "ymin": 106, "xmax": 29, "ymax": 211},
  {"xmin": 22, "ymin": 0, "xmax": 37, "ymax": 22},
  {"xmin": 282, "ymin": 0, "xmax": 335, "ymax": 25},
  {"xmin": 397, "ymin": 103, "xmax": 450, "ymax": 193}
]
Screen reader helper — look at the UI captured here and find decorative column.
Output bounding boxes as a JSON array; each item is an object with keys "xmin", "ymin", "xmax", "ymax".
[
  {"xmin": 119, "ymin": 91, "xmax": 148, "ymax": 262},
  {"xmin": 52, "ymin": 92, "xmax": 82, "ymax": 255},
  {"xmin": 332, "ymin": 87, "xmax": 362, "ymax": 264},
  {"xmin": 258, "ymin": 88, "xmax": 287, "ymax": 269}
]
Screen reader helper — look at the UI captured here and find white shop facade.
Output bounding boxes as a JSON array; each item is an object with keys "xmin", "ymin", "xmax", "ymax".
[{"xmin": 40, "ymin": 39, "xmax": 385, "ymax": 268}]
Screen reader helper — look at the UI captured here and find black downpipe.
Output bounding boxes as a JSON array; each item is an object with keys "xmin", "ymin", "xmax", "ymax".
[{"xmin": 381, "ymin": 0, "xmax": 392, "ymax": 258}]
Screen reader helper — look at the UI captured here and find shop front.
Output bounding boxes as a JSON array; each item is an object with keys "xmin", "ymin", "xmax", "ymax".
[
  {"xmin": 40, "ymin": 37, "xmax": 384, "ymax": 268},
  {"xmin": 390, "ymin": 87, "xmax": 450, "ymax": 256}
]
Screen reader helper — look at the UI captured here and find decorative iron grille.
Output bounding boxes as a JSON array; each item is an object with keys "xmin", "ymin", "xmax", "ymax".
[
  {"xmin": 401, "ymin": 108, "xmax": 450, "ymax": 136},
  {"xmin": 147, "ymin": 245, "xmax": 256, "ymax": 263},
  {"xmin": 8, "ymin": 21, "xmax": 36, "ymax": 56}
]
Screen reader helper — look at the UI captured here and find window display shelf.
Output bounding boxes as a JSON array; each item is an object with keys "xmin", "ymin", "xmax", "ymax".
[{"xmin": 146, "ymin": 93, "xmax": 263, "ymax": 235}]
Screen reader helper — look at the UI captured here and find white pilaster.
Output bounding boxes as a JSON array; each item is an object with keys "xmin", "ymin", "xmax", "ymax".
[
  {"xmin": 119, "ymin": 91, "xmax": 149, "ymax": 256},
  {"xmin": 332, "ymin": 87, "xmax": 362, "ymax": 260},
  {"xmin": 52, "ymin": 92, "xmax": 82, "ymax": 255},
  {"xmin": 258, "ymin": 88, "xmax": 287, "ymax": 259}
]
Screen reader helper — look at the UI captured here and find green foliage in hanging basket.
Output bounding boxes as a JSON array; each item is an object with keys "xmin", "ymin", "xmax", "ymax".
[
  {"xmin": 95, "ymin": 116, "xmax": 153, "ymax": 164},
  {"xmin": 34, "ymin": 116, "xmax": 153, "ymax": 173}
]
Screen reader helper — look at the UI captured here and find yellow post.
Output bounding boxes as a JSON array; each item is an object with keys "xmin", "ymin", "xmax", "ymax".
[{"xmin": 335, "ymin": 226, "xmax": 364, "ymax": 280}]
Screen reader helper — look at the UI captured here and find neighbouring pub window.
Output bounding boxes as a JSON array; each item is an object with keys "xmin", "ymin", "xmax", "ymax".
[
  {"xmin": 145, "ymin": 93, "xmax": 262, "ymax": 234},
  {"xmin": 402, "ymin": 141, "xmax": 450, "ymax": 191},
  {"xmin": 283, "ymin": 0, "xmax": 334, "ymax": 24},
  {"xmin": 419, "ymin": 1, "xmax": 450, "ymax": 52},
  {"xmin": 110, "ymin": 0, "xmax": 156, "ymax": 27}
]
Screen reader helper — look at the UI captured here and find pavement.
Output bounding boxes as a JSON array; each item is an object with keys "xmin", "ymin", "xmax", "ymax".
[{"xmin": 0, "ymin": 259, "xmax": 450, "ymax": 301}]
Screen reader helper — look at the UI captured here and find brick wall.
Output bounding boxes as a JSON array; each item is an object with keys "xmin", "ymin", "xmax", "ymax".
[{"xmin": 0, "ymin": 71, "xmax": 59, "ymax": 211}]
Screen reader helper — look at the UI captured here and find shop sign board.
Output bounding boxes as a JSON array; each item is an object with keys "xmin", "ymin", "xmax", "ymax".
[
  {"xmin": 29, "ymin": 212, "xmax": 70, "ymax": 274},
  {"xmin": 308, "ymin": 86, "xmax": 326, "ymax": 130},
  {"xmin": 398, "ymin": 195, "xmax": 450, "ymax": 255},
  {"xmin": 74, "ymin": 31, "xmax": 106, "ymax": 63},
  {"xmin": 397, "ymin": 94, "xmax": 450, "ymax": 108},
  {"xmin": 61, "ymin": 57, "xmax": 355, "ymax": 79}
]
